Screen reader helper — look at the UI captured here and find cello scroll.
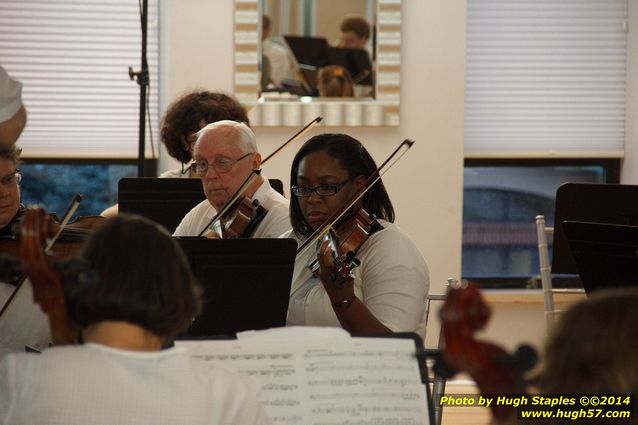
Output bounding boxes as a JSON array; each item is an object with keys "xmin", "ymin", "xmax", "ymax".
[{"xmin": 438, "ymin": 281, "xmax": 537, "ymax": 423}]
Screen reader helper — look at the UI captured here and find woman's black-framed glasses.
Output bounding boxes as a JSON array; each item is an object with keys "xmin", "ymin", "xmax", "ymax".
[{"xmin": 291, "ymin": 179, "xmax": 352, "ymax": 197}]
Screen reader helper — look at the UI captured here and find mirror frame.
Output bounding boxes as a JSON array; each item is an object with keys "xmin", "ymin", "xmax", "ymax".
[{"xmin": 234, "ymin": 0, "xmax": 401, "ymax": 126}]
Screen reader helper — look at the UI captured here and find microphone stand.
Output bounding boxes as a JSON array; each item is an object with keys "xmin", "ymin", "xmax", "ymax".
[{"xmin": 128, "ymin": 0, "xmax": 150, "ymax": 177}]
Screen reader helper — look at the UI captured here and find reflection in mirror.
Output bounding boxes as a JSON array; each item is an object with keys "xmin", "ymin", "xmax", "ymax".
[
  {"xmin": 260, "ymin": 0, "xmax": 376, "ymax": 100},
  {"xmin": 234, "ymin": 0, "xmax": 401, "ymax": 127}
]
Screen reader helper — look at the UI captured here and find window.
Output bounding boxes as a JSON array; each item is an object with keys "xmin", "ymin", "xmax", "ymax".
[
  {"xmin": 463, "ymin": 0, "xmax": 627, "ymax": 287},
  {"xmin": 465, "ymin": 0, "xmax": 627, "ymax": 157},
  {"xmin": 462, "ymin": 160, "xmax": 619, "ymax": 287},
  {"xmin": 20, "ymin": 161, "xmax": 137, "ymax": 217},
  {"xmin": 0, "ymin": 0, "xmax": 160, "ymax": 158}
]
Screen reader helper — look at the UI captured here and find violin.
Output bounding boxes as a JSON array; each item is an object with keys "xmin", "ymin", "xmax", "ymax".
[
  {"xmin": 0, "ymin": 210, "xmax": 103, "ymax": 261},
  {"xmin": 0, "ymin": 196, "xmax": 101, "ymax": 348},
  {"xmin": 198, "ymin": 116, "xmax": 322, "ymax": 238},
  {"xmin": 0, "ymin": 213, "xmax": 104, "ymax": 260},
  {"xmin": 220, "ymin": 197, "xmax": 267, "ymax": 239},
  {"xmin": 296, "ymin": 139, "xmax": 414, "ymax": 285},
  {"xmin": 438, "ymin": 281, "xmax": 537, "ymax": 423},
  {"xmin": 18, "ymin": 206, "xmax": 76, "ymax": 344},
  {"xmin": 309, "ymin": 208, "xmax": 382, "ymax": 288}
]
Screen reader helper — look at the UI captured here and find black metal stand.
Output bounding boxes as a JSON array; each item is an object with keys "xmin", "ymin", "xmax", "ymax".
[{"xmin": 128, "ymin": 0, "xmax": 150, "ymax": 177}]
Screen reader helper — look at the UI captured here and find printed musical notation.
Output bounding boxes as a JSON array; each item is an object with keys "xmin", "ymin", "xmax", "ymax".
[
  {"xmin": 305, "ymin": 362, "xmax": 414, "ymax": 373},
  {"xmin": 311, "ymin": 403, "xmax": 424, "ymax": 415},
  {"xmin": 307, "ymin": 375, "xmax": 418, "ymax": 387},
  {"xmin": 177, "ymin": 331, "xmax": 430, "ymax": 425}
]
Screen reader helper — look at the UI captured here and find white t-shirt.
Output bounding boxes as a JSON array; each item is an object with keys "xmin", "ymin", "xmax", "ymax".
[
  {"xmin": 158, "ymin": 165, "xmax": 196, "ymax": 178},
  {"xmin": 0, "ymin": 280, "xmax": 52, "ymax": 358},
  {"xmin": 262, "ymin": 39, "xmax": 294, "ymax": 86},
  {"xmin": 0, "ymin": 343, "xmax": 272, "ymax": 425},
  {"xmin": 0, "ymin": 65, "xmax": 22, "ymax": 122},
  {"xmin": 173, "ymin": 179, "xmax": 290, "ymax": 238},
  {"xmin": 283, "ymin": 221, "xmax": 430, "ymax": 339}
]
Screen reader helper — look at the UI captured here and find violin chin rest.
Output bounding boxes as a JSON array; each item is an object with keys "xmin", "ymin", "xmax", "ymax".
[
  {"xmin": 513, "ymin": 344, "xmax": 538, "ymax": 372},
  {"xmin": 432, "ymin": 351, "xmax": 457, "ymax": 379}
]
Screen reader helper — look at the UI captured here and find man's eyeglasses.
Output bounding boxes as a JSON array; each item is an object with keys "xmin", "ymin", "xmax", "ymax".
[
  {"xmin": 291, "ymin": 179, "xmax": 352, "ymax": 197},
  {"xmin": 1, "ymin": 169, "xmax": 22, "ymax": 187},
  {"xmin": 189, "ymin": 152, "xmax": 254, "ymax": 175}
]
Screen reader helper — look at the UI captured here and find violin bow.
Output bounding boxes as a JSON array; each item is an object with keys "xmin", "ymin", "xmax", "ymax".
[
  {"xmin": 261, "ymin": 116, "xmax": 322, "ymax": 164},
  {"xmin": 45, "ymin": 193, "xmax": 83, "ymax": 252},
  {"xmin": 295, "ymin": 139, "xmax": 414, "ymax": 259},
  {"xmin": 196, "ymin": 116, "xmax": 322, "ymax": 237}
]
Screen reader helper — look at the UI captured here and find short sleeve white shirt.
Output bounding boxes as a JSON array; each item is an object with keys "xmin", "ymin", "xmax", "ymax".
[
  {"xmin": 0, "ymin": 343, "xmax": 272, "ymax": 425},
  {"xmin": 173, "ymin": 179, "xmax": 290, "ymax": 238},
  {"xmin": 283, "ymin": 221, "xmax": 430, "ymax": 339}
]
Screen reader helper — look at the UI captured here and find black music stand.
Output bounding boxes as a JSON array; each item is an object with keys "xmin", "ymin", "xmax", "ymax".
[
  {"xmin": 551, "ymin": 183, "xmax": 638, "ymax": 274},
  {"xmin": 176, "ymin": 237, "xmax": 296, "ymax": 337},
  {"xmin": 283, "ymin": 35, "xmax": 331, "ymax": 68},
  {"xmin": 118, "ymin": 178, "xmax": 286, "ymax": 233},
  {"xmin": 118, "ymin": 178, "xmax": 206, "ymax": 233},
  {"xmin": 562, "ymin": 221, "xmax": 638, "ymax": 293}
]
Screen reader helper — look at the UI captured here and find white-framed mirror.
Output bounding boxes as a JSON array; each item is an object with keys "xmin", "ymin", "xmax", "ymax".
[{"xmin": 234, "ymin": 0, "xmax": 401, "ymax": 126}]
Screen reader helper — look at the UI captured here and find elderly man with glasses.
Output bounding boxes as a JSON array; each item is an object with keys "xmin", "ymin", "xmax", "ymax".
[{"xmin": 173, "ymin": 120, "xmax": 290, "ymax": 239}]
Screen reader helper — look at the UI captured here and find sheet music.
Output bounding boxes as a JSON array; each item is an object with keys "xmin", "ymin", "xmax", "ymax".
[
  {"xmin": 237, "ymin": 326, "xmax": 350, "ymax": 341},
  {"xmin": 177, "ymin": 332, "xmax": 430, "ymax": 425}
]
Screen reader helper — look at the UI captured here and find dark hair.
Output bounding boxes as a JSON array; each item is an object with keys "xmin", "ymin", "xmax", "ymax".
[
  {"xmin": 318, "ymin": 65, "xmax": 354, "ymax": 97},
  {"xmin": 340, "ymin": 16, "xmax": 371, "ymax": 40},
  {"xmin": 65, "ymin": 215, "xmax": 202, "ymax": 340},
  {"xmin": 262, "ymin": 14, "xmax": 271, "ymax": 32},
  {"xmin": 289, "ymin": 133, "xmax": 394, "ymax": 236},
  {"xmin": 538, "ymin": 288, "xmax": 638, "ymax": 396},
  {"xmin": 160, "ymin": 90, "xmax": 250, "ymax": 164}
]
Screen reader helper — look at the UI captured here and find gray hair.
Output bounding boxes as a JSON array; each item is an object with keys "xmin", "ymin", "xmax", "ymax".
[{"xmin": 195, "ymin": 120, "xmax": 257, "ymax": 153}]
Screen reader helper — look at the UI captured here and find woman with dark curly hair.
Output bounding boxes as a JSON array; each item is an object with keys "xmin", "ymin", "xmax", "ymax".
[{"xmin": 159, "ymin": 90, "xmax": 250, "ymax": 176}]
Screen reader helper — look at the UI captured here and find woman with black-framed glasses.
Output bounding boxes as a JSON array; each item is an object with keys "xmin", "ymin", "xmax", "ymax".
[{"xmin": 282, "ymin": 133, "xmax": 430, "ymax": 337}]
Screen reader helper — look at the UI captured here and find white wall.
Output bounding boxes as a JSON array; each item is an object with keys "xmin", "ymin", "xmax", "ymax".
[
  {"xmin": 162, "ymin": 0, "xmax": 466, "ymax": 346},
  {"xmin": 622, "ymin": 0, "xmax": 638, "ymax": 183}
]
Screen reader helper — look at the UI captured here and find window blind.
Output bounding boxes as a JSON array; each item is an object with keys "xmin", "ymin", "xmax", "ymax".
[
  {"xmin": 0, "ymin": 0, "xmax": 159, "ymax": 158},
  {"xmin": 465, "ymin": 0, "xmax": 627, "ymax": 158}
]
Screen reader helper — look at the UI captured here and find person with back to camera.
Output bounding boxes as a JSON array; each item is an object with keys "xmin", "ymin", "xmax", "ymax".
[
  {"xmin": 101, "ymin": 90, "xmax": 250, "ymax": 217},
  {"xmin": 282, "ymin": 133, "xmax": 430, "ymax": 337},
  {"xmin": 261, "ymin": 14, "xmax": 295, "ymax": 89},
  {"xmin": 528, "ymin": 288, "xmax": 638, "ymax": 425},
  {"xmin": 317, "ymin": 65, "xmax": 354, "ymax": 97},
  {"xmin": 0, "ymin": 214, "xmax": 272, "ymax": 425}
]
